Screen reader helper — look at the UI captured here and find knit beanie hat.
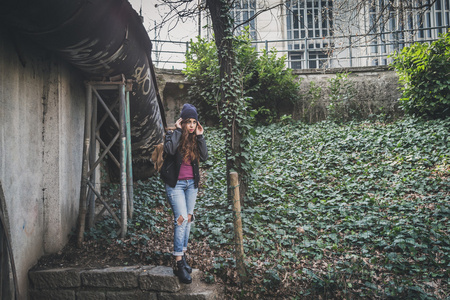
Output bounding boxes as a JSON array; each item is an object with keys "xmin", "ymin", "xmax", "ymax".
[{"xmin": 180, "ymin": 103, "xmax": 198, "ymax": 121}]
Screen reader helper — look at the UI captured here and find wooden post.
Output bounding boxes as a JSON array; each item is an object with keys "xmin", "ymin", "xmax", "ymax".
[{"xmin": 230, "ymin": 172, "xmax": 247, "ymax": 283}]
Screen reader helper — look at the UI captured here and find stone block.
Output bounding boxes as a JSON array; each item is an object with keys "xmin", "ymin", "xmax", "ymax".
[
  {"xmin": 139, "ymin": 266, "xmax": 180, "ymax": 293},
  {"xmin": 29, "ymin": 268, "xmax": 81, "ymax": 289},
  {"xmin": 81, "ymin": 266, "xmax": 141, "ymax": 288},
  {"xmin": 77, "ymin": 290, "xmax": 106, "ymax": 300},
  {"xmin": 29, "ymin": 289, "xmax": 75, "ymax": 300},
  {"xmin": 106, "ymin": 290, "xmax": 158, "ymax": 300}
]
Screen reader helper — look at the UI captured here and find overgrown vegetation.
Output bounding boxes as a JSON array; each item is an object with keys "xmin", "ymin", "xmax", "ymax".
[
  {"xmin": 84, "ymin": 117, "xmax": 449, "ymax": 299},
  {"xmin": 327, "ymin": 72, "xmax": 357, "ymax": 122},
  {"xmin": 184, "ymin": 30, "xmax": 301, "ymax": 124},
  {"xmin": 390, "ymin": 31, "xmax": 450, "ymax": 119}
]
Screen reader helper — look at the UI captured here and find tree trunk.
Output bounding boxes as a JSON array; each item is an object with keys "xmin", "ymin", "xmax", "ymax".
[{"xmin": 206, "ymin": 0, "xmax": 247, "ymax": 205}]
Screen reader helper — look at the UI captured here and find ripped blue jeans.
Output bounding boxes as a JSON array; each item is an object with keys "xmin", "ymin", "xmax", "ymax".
[{"xmin": 165, "ymin": 179, "xmax": 198, "ymax": 256}]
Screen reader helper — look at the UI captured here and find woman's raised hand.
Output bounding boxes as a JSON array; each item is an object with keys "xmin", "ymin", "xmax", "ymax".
[
  {"xmin": 196, "ymin": 122, "xmax": 204, "ymax": 135},
  {"xmin": 175, "ymin": 118, "xmax": 183, "ymax": 129}
]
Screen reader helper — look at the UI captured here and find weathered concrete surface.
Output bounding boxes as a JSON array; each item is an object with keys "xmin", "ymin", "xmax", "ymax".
[
  {"xmin": 155, "ymin": 66, "xmax": 402, "ymax": 125},
  {"xmin": 0, "ymin": 28, "xmax": 85, "ymax": 299},
  {"xmin": 294, "ymin": 66, "xmax": 402, "ymax": 122},
  {"xmin": 29, "ymin": 265, "xmax": 222, "ymax": 300},
  {"xmin": 81, "ymin": 266, "xmax": 141, "ymax": 288},
  {"xmin": 28, "ymin": 268, "xmax": 81, "ymax": 289},
  {"xmin": 155, "ymin": 68, "xmax": 192, "ymax": 127},
  {"xmin": 139, "ymin": 266, "xmax": 182, "ymax": 292}
]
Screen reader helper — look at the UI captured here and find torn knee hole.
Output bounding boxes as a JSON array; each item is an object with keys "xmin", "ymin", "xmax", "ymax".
[
  {"xmin": 188, "ymin": 214, "xmax": 195, "ymax": 223},
  {"xmin": 177, "ymin": 215, "xmax": 184, "ymax": 226}
]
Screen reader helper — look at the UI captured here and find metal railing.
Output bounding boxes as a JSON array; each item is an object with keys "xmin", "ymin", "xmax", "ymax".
[
  {"xmin": 151, "ymin": 40, "xmax": 190, "ymax": 70},
  {"xmin": 151, "ymin": 26, "xmax": 449, "ymax": 70}
]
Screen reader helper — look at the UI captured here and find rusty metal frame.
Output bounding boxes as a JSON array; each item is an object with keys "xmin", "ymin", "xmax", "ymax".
[{"xmin": 77, "ymin": 76, "xmax": 134, "ymax": 246}]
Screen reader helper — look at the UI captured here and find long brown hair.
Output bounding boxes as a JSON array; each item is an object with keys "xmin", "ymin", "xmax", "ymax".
[
  {"xmin": 151, "ymin": 143, "xmax": 164, "ymax": 172},
  {"xmin": 179, "ymin": 120, "xmax": 199, "ymax": 163}
]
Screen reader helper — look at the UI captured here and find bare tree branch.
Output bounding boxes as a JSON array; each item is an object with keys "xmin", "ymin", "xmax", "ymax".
[{"xmin": 232, "ymin": 2, "xmax": 284, "ymax": 31}]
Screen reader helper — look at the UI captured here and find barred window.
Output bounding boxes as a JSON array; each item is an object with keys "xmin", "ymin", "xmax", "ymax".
[
  {"xmin": 368, "ymin": 0, "xmax": 449, "ymax": 41},
  {"xmin": 289, "ymin": 51, "xmax": 328, "ymax": 69},
  {"xmin": 286, "ymin": 0, "xmax": 333, "ymax": 40},
  {"xmin": 231, "ymin": 0, "xmax": 257, "ymax": 40},
  {"xmin": 367, "ymin": 0, "xmax": 449, "ymax": 65},
  {"xmin": 286, "ymin": 0, "xmax": 332, "ymax": 69}
]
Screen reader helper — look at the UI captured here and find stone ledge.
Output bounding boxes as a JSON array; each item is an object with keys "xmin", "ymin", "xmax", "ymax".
[
  {"xmin": 29, "ymin": 265, "xmax": 222, "ymax": 300},
  {"xmin": 29, "ymin": 289, "xmax": 75, "ymax": 300},
  {"xmin": 81, "ymin": 266, "xmax": 142, "ymax": 288},
  {"xmin": 139, "ymin": 266, "xmax": 180, "ymax": 292},
  {"xmin": 105, "ymin": 290, "xmax": 158, "ymax": 300},
  {"xmin": 29, "ymin": 268, "xmax": 81, "ymax": 289}
]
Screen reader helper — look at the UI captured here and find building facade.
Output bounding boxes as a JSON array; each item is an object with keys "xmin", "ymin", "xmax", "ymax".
[{"xmin": 203, "ymin": 0, "xmax": 450, "ymax": 70}]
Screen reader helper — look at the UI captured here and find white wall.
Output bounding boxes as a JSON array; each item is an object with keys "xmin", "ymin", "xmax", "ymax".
[
  {"xmin": 0, "ymin": 29, "xmax": 85, "ymax": 299},
  {"xmin": 128, "ymin": 0, "xmax": 198, "ymax": 70}
]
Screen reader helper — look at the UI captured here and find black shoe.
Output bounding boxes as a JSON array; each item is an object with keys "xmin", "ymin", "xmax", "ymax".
[
  {"xmin": 182, "ymin": 254, "xmax": 192, "ymax": 274},
  {"xmin": 173, "ymin": 259, "xmax": 192, "ymax": 284}
]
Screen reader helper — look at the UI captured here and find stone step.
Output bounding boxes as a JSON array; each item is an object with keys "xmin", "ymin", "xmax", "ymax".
[{"xmin": 29, "ymin": 265, "xmax": 222, "ymax": 300}]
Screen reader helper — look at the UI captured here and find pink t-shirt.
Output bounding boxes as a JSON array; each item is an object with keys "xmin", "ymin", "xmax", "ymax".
[{"xmin": 178, "ymin": 159, "xmax": 194, "ymax": 180}]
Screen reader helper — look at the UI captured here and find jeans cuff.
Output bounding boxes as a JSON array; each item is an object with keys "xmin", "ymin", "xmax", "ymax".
[{"xmin": 173, "ymin": 251, "xmax": 184, "ymax": 256}]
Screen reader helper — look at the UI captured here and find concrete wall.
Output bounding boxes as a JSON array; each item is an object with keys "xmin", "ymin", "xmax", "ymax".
[
  {"xmin": 155, "ymin": 66, "xmax": 402, "ymax": 125},
  {"xmin": 0, "ymin": 29, "xmax": 85, "ymax": 299},
  {"xmin": 155, "ymin": 69, "xmax": 193, "ymax": 127},
  {"xmin": 293, "ymin": 67, "xmax": 403, "ymax": 122}
]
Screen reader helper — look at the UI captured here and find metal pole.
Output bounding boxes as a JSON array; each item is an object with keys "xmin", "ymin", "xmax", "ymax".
[
  {"xmin": 0, "ymin": 203, "xmax": 20, "ymax": 300},
  {"xmin": 125, "ymin": 82, "xmax": 134, "ymax": 219},
  {"xmin": 119, "ymin": 84, "xmax": 128, "ymax": 238},
  {"xmin": 77, "ymin": 83, "xmax": 92, "ymax": 247},
  {"xmin": 304, "ymin": 37, "xmax": 309, "ymax": 69},
  {"xmin": 87, "ymin": 93, "xmax": 97, "ymax": 229},
  {"xmin": 349, "ymin": 36, "xmax": 353, "ymax": 67}
]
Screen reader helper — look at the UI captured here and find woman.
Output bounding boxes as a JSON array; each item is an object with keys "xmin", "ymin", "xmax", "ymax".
[{"xmin": 160, "ymin": 103, "xmax": 208, "ymax": 284}]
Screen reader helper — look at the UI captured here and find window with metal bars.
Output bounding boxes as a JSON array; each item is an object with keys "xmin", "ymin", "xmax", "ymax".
[
  {"xmin": 368, "ymin": 0, "xmax": 449, "ymax": 58},
  {"xmin": 286, "ymin": 0, "xmax": 333, "ymax": 40},
  {"xmin": 365, "ymin": 0, "xmax": 450, "ymax": 66},
  {"xmin": 286, "ymin": 0, "xmax": 333, "ymax": 69},
  {"xmin": 231, "ymin": 0, "xmax": 257, "ymax": 40},
  {"xmin": 289, "ymin": 51, "xmax": 329, "ymax": 69}
]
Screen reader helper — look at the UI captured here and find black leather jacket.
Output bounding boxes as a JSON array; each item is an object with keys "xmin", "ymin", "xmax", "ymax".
[{"xmin": 160, "ymin": 129, "xmax": 208, "ymax": 188}]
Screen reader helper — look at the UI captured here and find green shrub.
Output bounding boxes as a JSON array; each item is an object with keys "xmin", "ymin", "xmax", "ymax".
[
  {"xmin": 183, "ymin": 38, "xmax": 221, "ymax": 124},
  {"xmin": 183, "ymin": 30, "xmax": 301, "ymax": 124},
  {"xmin": 327, "ymin": 72, "xmax": 356, "ymax": 122},
  {"xmin": 390, "ymin": 31, "xmax": 450, "ymax": 119},
  {"xmin": 250, "ymin": 48, "xmax": 301, "ymax": 123},
  {"xmin": 301, "ymin": 81, "xmax": 322, "ymax": 123}
]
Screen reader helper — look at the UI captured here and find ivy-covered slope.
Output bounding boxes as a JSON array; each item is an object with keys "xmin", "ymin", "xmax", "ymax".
[
  {"xmin": 83, "ymin": 117, "xmax": 449, "ymax": 299},
  {"xmin": 194, "ymin": 117, "xmax": 449, "ymax": 299}
]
